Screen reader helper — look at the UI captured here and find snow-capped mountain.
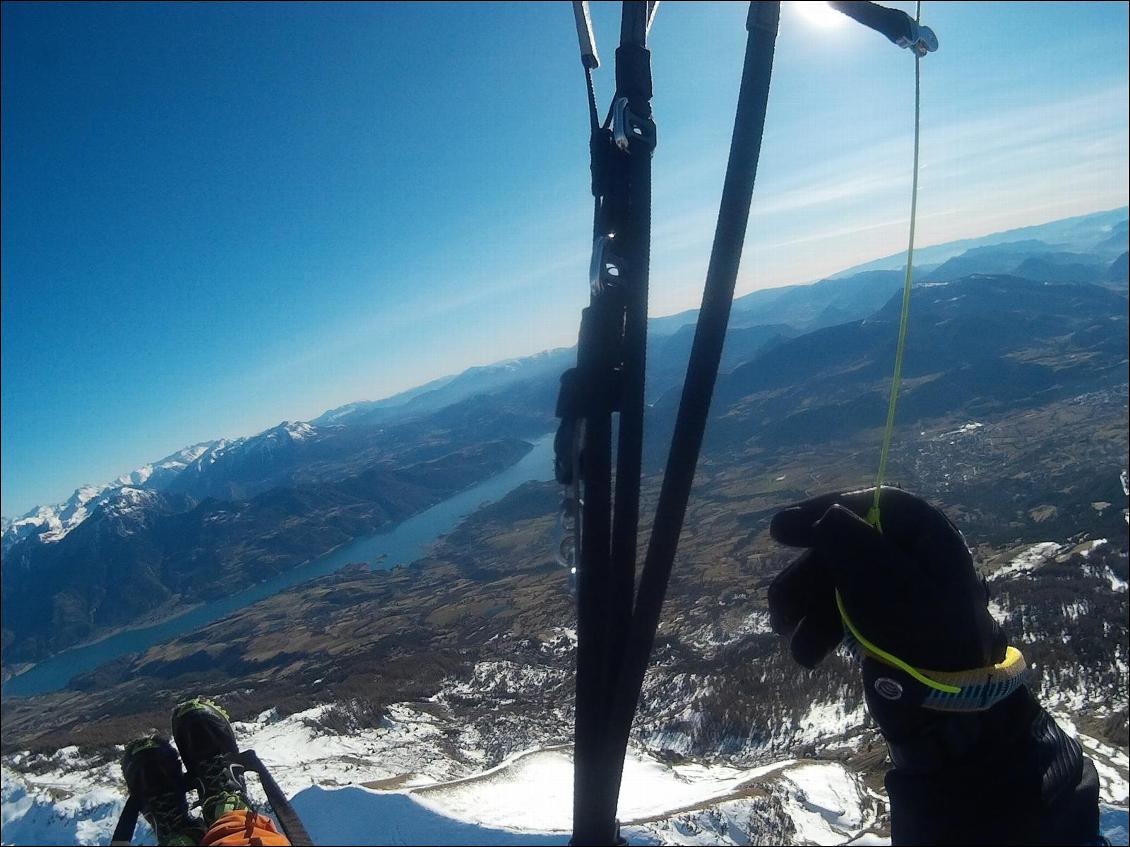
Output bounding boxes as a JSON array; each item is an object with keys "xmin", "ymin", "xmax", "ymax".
[
  {"xmin": 111, "ymin": 441, "xmax": 220, "ymax": 489},
  {"xmin": 2, "ymin": 406, "xmax": 542, "ymax": 568},
  {"xmin": 0, "ymin": 427, "xmax": 339, "ymax": 556},
  {"xmin": 0, "ymin": 442, "xmax": 219, "ymax": 555},
  {"xmin": 2, "ymin": 421, "xmax": 392, "ymax": 558},
  {"xmin": 160, "ymin": 422, "xmax": 379, "ymax": 502},
  {"xmin": 3, "ymin": 484, "xmax": 117, "ymax": 553}
]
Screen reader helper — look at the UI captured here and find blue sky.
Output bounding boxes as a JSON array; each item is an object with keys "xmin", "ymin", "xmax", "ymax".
[{"xmin": 2, "ymin": 1, "xmax": 1127, "ymax": 516}]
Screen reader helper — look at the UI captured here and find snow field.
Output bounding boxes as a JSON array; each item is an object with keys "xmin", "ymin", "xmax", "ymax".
[
  {"xmin": 410, "ymin": 746, "xmax": 798, "ymax": 832},
  {"xmin": 3, "ymin": 701, "xmax": 1126, "ymax": 845},
  {"xmin": 1, "ymin": 703, "xmax": 878, "ymax": 846}
]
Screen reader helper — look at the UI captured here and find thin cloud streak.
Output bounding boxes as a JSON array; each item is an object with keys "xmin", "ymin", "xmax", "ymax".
[{"xmin": 639, "ymin": 84, "xmax": 1129, "ymax": 313}]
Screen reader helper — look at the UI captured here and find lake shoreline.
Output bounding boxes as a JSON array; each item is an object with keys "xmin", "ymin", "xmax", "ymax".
[{"xmin": 1, "ymin": 434, "xmax": 554, "ymax": 698}]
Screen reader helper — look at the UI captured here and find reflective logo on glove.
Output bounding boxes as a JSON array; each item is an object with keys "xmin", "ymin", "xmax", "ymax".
[{"xmin": 874, "ymin": 677, "xmax": 904, "ymax": 701}]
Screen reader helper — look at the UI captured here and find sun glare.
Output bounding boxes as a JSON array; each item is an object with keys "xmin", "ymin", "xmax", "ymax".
[{"xmin": 790, "ymin": 1, "xmax": 846, "ymax": 29}]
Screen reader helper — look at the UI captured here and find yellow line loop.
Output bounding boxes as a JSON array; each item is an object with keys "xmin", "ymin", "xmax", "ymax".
[{"xmin": 836, "ymin": 591, "xmax": 963, "ymax": 694}]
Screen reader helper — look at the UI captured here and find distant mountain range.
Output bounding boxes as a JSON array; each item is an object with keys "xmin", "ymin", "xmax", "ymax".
[
  {"xmin": 8, "ymin": 208, "xmax": 1124, "ymax": 556},
  {"xmin": 649, "ymin": 206, "xmax": 1128, "ymax": 336},
  {"xmin": 314, "ymin": 349, "xmax": 575, "ymax": 428},
  {"xmin": 699, "ymin": 274, "xmax": 1127, "ymax": 455},
  {"xmin": 4, "ymin": 206, "xmax": 1125, "ymax": 551},
  {"xmin": 828, "ymin": 205, "xmax": 1129, "ymax": 277},
  {"xmin": 2, "ymin": 206, "xmax": 1125, "ymax": 667}
]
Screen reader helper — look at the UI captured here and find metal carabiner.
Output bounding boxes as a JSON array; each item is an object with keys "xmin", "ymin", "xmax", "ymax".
[
  {"xmin": 612, "ymin": 97, "xmax": 657, "ymax": 153},
  {"xmin": 896, "ymin": 20, "xmax": 938, "ymax": 57},
  {"xmin": 589, "ymin": 234, "xmax": 624, "ymax": 296},
  {"xmin": 554, "ymin": 495, "xmax": 581, "ymax": 571}
]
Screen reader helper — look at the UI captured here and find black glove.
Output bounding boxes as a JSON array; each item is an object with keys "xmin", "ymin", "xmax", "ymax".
[
  {"xmin": 768, "ymin": 488, "xmax": 1102, "ymax": 845},
  {"xmin": 767, "ymin": 487, "xmax": 1006, "ymax": 674}
]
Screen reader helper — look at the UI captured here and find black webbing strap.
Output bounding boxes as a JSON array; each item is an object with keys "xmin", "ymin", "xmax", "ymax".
[
  {"xmin": 604, "ymin": 0, "xmax": 654, "ymax": 788},
  {"xmin": 110, "ymin": 794, "xmax": 141, "ymax": 846},
  {"xmin": 566, "ymin": 3, "xmax": 656, "ymax": 845},
  {"xmin": 828, "ymin": 0, "xmax": 914, "ymax": 43},
  {"xmin": 828, "ymin": 1, "xmax": 936, "ymax": 53},
  {"xmin": 571, "ymin": 4, "xmax": 781, "ymax": 842},
  {"xmin": 236, "ymin": 749, "xmax": 315, "ymax": 846}
]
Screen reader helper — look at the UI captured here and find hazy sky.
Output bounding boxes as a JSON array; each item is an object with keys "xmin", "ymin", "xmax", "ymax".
[{"xmin": 2, "ymin": 1, "xmax": 1128, "ymax": 515}]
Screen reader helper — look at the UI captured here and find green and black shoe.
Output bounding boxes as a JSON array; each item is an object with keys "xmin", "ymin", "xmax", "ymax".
[
  {"xmin": 120, "ymin": 736, "xmax": 206, "ymax": 846},
  {"xmin": 171, "ymin": 697, "xmax": 253, "ymax": 827}
]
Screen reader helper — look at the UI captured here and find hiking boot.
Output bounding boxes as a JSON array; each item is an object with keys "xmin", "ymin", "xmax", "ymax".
[
  {"xmin": 171, "ymin": 697, "xmax": 253, "ymax": 826},
  {"xmin": 120, "ymin": 736, "xmax": 206, "ymax": 846}
]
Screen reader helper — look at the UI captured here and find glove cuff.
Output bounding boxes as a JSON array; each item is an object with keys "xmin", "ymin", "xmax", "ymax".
[
  {"xmin": 838, "ymin": 591, "xmax": 1027, "ymax": 712},
  {"xmin": 880, "ymin": 686, "xmax": 1103, "ymax": 844}
]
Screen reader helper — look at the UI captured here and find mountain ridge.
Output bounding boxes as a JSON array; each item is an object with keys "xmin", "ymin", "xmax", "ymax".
[{"xmin": 4, "ymin": 208, "xmax": 1126, "ymax": 558}]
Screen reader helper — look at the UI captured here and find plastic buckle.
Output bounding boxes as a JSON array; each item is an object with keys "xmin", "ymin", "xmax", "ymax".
[{"xmin": 612, "ymin": 96, "xmax": 657, "ymax": 153}]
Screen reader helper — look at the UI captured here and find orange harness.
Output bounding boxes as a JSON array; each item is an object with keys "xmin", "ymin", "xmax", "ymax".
[{"xmin": 201, "ymin": 811, "xmax": 291, "ymax": 847}]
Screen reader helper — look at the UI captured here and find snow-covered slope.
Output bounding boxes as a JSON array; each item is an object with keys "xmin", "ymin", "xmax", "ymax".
[
  {"xmin": 112, "ymin": 442, "xmax": 219, "ymax": 489},
  {"xmin": 1, "ymin": 748, "xmax": 123, "ymax": 846},
  {"xmin": 0, "ymin": 704, "xmax": 878, "ymax": 846},
  {"xmin": 3, "ymin": 699, "xmax": 1126, "ymax": 847},
  {"xmin": 2, "ymin": 485, "xmax": 115, "ymax": 552}
]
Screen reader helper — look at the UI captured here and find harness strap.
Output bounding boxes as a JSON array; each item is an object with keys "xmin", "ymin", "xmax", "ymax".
[
  {"xmin": 828, "ymin": 1, "xmax": 935, "ymax": 54},
  {"xmin": 567, "ymin": 5, "xmax": 657, "ymax": 844},
  {"xmin": 565, "ymin": 1, "xmax": 941, "ymax": 841},
  {"xmin": 109, "ymin": 794, "xmax": 141, "ymax": 846},
  {"xmin": 588, "ymin": 5, "xmax": 782, "ymax": 842},
  {"xmin": 235, "ymin": 749, "xmax": 314, "ymax": 846}
]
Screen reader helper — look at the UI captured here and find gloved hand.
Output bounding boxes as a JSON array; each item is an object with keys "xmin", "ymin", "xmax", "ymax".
[
  {"xmin": 767, "ymin": 486, "xmax": 1006, "ymax": 676},
  {"xmin": 767, "ymin": 488, "xmax": 1103, "ymax": 845}
]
